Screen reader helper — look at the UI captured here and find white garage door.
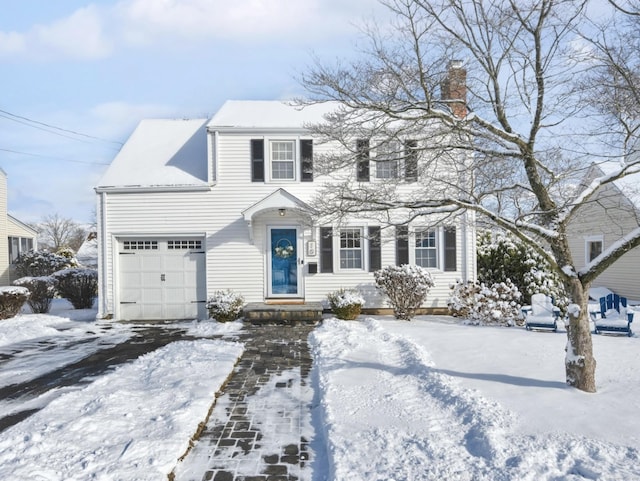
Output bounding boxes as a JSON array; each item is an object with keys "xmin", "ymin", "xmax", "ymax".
[{"xmin": 118, "ymin": 238, "xmax": 206, "ymax": 320}]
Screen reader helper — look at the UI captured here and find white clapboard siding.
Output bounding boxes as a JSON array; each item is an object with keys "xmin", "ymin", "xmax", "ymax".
[{"xmin": 97, "ymin": 103, "xmax": 477, "ymax": 319}]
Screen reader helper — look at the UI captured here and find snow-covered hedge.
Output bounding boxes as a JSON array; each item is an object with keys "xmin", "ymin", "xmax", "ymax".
[
  {"xmin": 51, "ymin": 268, "xmax": 98, "ymax": 309},
  {"xmin": 13, "ymin": 276, "xmax": 56, "ymax": 314},
  {"xmin": 0, "ymin": 286, "xmax": 30, "ymax": 320},
  {"xmin": 448, "ymin": 279, "xmax": 522, "ymax": 326},
  {"xmin": 374, "ymin": 265, "xmax": 434, "ymax": 320},
  {"xmin": 327, "ymin": 288, "xmax": 365, "ymax": 320},
  {"xmin": 14, "ymin": 250, "xmax": 74, "ymax": 277},
  {"xmin": 206, "ymin": 290, "xmax": 244, "ymax": 323},
  {"xmin": 477, "ymin": 230, "xmax": 568, "ymax": 312}
]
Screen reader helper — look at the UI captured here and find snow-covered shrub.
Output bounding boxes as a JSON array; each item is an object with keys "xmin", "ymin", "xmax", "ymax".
[
  {"xmin": 477, "ymin": 230, "xmax": 568, "ymax": 312},
  {"xmin": 206, "ymin": 290, "xmax": 244, "ymax": 322},
  {"xmin": 374, "ymin": 265, "xmax": 434, "ymax": 320},
  {"xmin": 0, "ymin": 286, "xmax": 29, "ymax": 320},
  {"xmin": 51, "ymin": 268, "xmax": 98, "ymax": 309},
  {"xmin": 327, "ymin": 288, "xmax": 365, "ymax": 320},
  {"xmin": 13, "ymin": 276, "xmax": 56, "ymax": 313},
  {"xmin": 448, "ymin": 279, "xmax": 522, "ymax": 326},
  {"xmin": 14, "ymin": 250, "xmax": 73, "ymax": 277},
  {"xmin": 56, "ymin": 247, "xmax": 79, "ymax": 268}
]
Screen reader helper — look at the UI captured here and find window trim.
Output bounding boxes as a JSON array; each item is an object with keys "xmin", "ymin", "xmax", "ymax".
[
  {"xmin": 269, "ymin": 139, "xmax": 297, "ymax": 181},
  {"xmin": 585, "ymin": 235, "xmax": 604, "ymax": 264},
  {"xmin": 414, "ymin": 228, "xmax": 438, "ymax": 268},
  {"xmin": 338, "ymin": 227, "xmax": 365, "ymax": 271},
  {"xmin": 375, "ymin": 141, "xmax": 401, "ymax": 180}
]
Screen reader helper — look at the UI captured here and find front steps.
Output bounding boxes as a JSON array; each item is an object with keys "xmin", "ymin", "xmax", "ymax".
[{"xmin": 243, "ymin": 302, "xmax": 323, "ymax": 324}]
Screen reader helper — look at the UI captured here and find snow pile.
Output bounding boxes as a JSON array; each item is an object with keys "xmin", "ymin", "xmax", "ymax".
[{"xmin": 0, "ymin": 339, "xmax": 243, "ymax": 481}]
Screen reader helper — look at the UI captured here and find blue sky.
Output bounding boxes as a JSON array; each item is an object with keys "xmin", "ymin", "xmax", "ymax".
[{"xmin": 0, "ymin": 0, "xmax": 384, "ymax": 224}]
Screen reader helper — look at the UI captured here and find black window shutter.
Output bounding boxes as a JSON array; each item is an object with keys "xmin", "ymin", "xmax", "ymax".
[
  {"xmin": 356, "ymin": 139, "xmax": 370, "ymax": 182},
  {"xmin": 444, "ymin": 226, "xmax": 457, "ymax": 271},
  {"xmin": 320, "ymin": 227, "xmax": 333, "ymax": 273},
  {"xmin": 251, "ymin": 139, "xmax": 265, "ymax": 182},
  {"xmin": 405, "ymin": 140, "xmax": 418, "ymax": 182},
  {"xmin": 300, "ymin": 139, "xmax": 313, "ymax": 182},
  {"xmin": 396, "ymin": 226, "xmax": 409, "ymax": 265},
  {"xmin": 368, "ymin": 226, "xmax": 381, "ymax": 272}
]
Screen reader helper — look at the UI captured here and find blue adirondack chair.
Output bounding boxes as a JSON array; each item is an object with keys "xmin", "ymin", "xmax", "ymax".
[
  {"xmin": 592, "ymin": 294, "xmax": 634, "ymax": 336},
  {"xmin": 522, "ymin": 293, "xmax": 561, "ymax": 332}
]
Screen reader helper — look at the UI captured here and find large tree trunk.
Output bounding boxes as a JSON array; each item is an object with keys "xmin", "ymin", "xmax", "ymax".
[{"xmin": 565, "ymin": 279, "xmax": 596, "ymax": 392}]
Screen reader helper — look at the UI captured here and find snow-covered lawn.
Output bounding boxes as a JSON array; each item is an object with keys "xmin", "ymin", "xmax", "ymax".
[
  {"xmin": 1, "ymin": 305, "xmax": 639, "ymax": 480},
  {"xmin": 311, "ymin": 317, "xmax": 640, "ymax": 480}
]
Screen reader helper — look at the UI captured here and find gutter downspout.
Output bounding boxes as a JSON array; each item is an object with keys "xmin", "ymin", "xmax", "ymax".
[{"xmin": 98, "ymin": 190, "xmax": 109, "ymax": 319}]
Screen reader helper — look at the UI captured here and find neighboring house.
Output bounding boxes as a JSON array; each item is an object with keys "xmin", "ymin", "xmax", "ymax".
[
  {"xmin": 0, "ymin": 168, "xmax": 38, "ymax": 285},
  {"xmin": 567, "ymin": 162, "xmax": 640, "ymax": 301},
  {"xmin": 76, "ymin": 232, "xmax": 98, "ymax": 268},
  {"xmin": 96, "ymin": 84, "xmax": 476, "ymax": 320}
]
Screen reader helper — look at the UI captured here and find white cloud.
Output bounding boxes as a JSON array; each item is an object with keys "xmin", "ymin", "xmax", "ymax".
[
  {"xmin": 0, "ymin": 0, "xmax": 389, "ymax": 61},
  {"xmin": 0, "ymin": 5, "xmax": 112, "ymax": 60},
  {"xmin": 0, "ymin": 31, "xmax": 26, "ymax": 55},
  {"xmin": 115, "ymin": 0, "xmax": 329, "ymax": 44}
]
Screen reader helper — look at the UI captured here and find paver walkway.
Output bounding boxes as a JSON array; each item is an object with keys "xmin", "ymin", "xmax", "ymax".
[{"xmin": 174, "ymin": 322, "xmax": 318, "ymax": 481}]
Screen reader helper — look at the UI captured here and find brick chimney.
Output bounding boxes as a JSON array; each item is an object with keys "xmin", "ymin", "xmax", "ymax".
[{"xmin": 441, "ymin": 60, "xmax": 467, "ymax": 119}]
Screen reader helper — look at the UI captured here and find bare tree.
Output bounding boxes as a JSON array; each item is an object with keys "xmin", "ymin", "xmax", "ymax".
[
  {"xmin": 301, "ymin": 0, "xmax": 640, "ymax": 393},
  {"xmin": 33, "ymin": 213, "xmax": 87, "ymax": 253}
]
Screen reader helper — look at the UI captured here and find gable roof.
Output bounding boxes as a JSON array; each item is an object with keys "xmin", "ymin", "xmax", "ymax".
[
  {"xmin": 97, "ymin": 118, "xmax": 208, "ymax": 189},
  {"xmin": 594, "ymin": 161, "xmax": 640, "ymax": 211},
  {"xmin": 207, "ymin": 100, "xmax": 338, "ymax": 131}
]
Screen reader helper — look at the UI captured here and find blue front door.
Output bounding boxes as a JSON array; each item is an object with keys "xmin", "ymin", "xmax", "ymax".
[{"xmin": 269, "ymin": 227, "xmax": 299, "ymax": 296}]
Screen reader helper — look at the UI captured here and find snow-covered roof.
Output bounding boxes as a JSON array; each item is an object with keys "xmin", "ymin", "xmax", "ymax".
[
  {"xmin": 207, "ymin": 100, "xmax": 338, "ymax": 130},
  {"xmin": 596, "ymin": 161, "xmax": 640, "ymax": 210},
  {"xmin": 97, "ymin": 118, "xmax": 208, "ymax": 189}
]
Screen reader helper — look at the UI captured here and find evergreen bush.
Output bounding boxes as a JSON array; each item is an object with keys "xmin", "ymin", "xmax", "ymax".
[
  {"xmin": 52, "ymin": 268, "xmax": 98, "ymax": 309},
  {"xmin": 0, "ymin": 286, "xmax": 30, "ymax": 320},
  {"xmin": 374, "ymin": 264, "xmax": 434, "ymax": 320},
  {"xmin": 477, "ymin": 230, "xmax": 568, "ymax": 312},
  {"xmin": 13, "ymin": 276, "xmax": 56, "ymax": 313},
  {"xmin": 327, "ymin": 288, "xmax": 364, "ymax": 320},
  {"xmin": 14, "ymin": 250, "xmax": 73, "ymax": 277},
  {"xmin": 206, "ymin": 290, "xmax": 244, "ymax": 322}
]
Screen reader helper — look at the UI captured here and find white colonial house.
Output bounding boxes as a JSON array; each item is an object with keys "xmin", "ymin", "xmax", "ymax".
[{"xmin": 95, "ymin": 99, "xmax": 476, "ymax": 321}]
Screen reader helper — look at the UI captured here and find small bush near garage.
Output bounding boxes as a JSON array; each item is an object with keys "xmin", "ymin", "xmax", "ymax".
[
  {"xmin": 52, "ymin": 268, "xmax": 98, "ymax": 309},
  {"xmin": 374, "ymin": 265, "xmax": 434, "ymax": 320},
  {"xmin": 206, "ymin": 290, "xmax": 244, "ymax": 322},
  {"xmin": 448, "ymin": 279, "xmax": 522, "ymax": 326},
  {"xmin": 13, "ymin": 276, "xmax": 56, "ymax": 314},
  {"xmin": 327, "ymin": 288, "xmax": 364, "ymax": 320},
  {"xmin": 14, "ymin": 250, "xmax": 73, "ymax": 277},
  {"xmin": 0, "ymin": 286, "xmax": 30, "ymax": 320}
]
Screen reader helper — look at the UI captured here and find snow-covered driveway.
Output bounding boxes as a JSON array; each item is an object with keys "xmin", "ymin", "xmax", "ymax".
[{"xmin": 310, "ymin": 318, "xmax": 640, "ymax": 481}]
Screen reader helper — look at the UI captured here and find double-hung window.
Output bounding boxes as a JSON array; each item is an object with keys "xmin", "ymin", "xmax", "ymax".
[
  {"xmin": 376, "ymin": 142, "xmax": 400, "ymax": 179},
  {"xmin": 339, "ymin": 228, "xmax": 363, "ymax": 269},
  {"xmin": 415, "ymin": 229, "xmax": 437, "ymax": 268},
  {"xmin": 585, "ymin": 236, "xmax": 603, "ymax": 263},
  {"xmin": 270, "ymin": 140, "xmax": 295, "ymax": 180}
]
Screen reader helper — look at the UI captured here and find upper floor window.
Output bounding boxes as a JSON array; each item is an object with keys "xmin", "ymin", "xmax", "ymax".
[
  {"xmin": 340, "ymin": 228, "xmax": 363, "ymax": 269},
  {"xmin": 270, "ymin": 140, "xmax": 295, "ymax": 180},
  {"xmin": 586, "ymin": 236, "xmax": 603, "ymax": 263},
  {"xmin": 376, "ymin": 142, "xmax": 400, "ymax": 179},
  {"xmin": 251, "ymin": 139, "xmax": 313, "ymax": 182},
  {"xmin": 357, "ymin": 139, "xmax": 418, "ymax": 182}
]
